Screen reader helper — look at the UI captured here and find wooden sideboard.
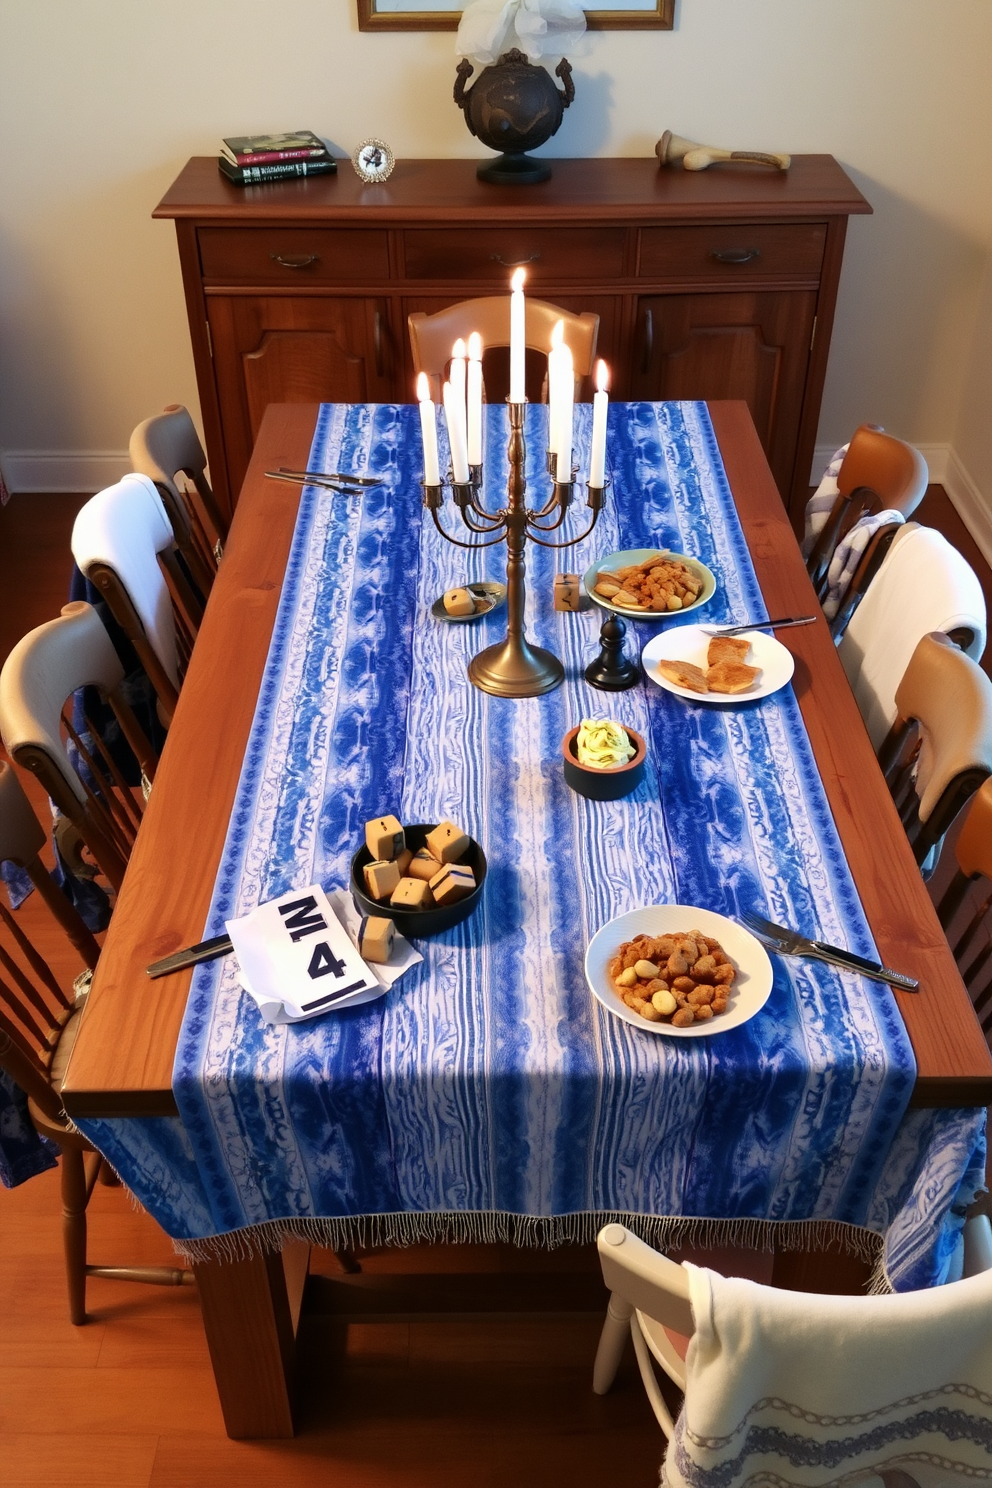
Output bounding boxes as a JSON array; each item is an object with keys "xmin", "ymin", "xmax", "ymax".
[{"xmin": 155, "ymin": 157, "xmax": 871, "ymax": 530}]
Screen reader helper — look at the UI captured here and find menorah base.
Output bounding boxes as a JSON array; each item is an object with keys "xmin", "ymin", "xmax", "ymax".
[{"xmin": 468, "ymin": 637, "xmax": 564, "ymax": 698}]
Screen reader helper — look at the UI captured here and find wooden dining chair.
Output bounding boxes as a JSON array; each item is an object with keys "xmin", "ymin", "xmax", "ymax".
[
  {"xmin": 805, "ymin": 424, "xmax": 929, "ymax": 601},
  {"xmin": 130, "ymin": 403, "xmax": 227, "ymax": 579},
  {"xmin": 408, "ymin": 296, "xmax": 600, "ymax": 403},
  {"xmin": 71, "ymin": 475, "xmax": 194, "ymax": 725},
  {"xmin": 592, "ymin": 1220, "xmax": 992, "ymax": 1482},
  {"xmin": 0, "ymin": 760, "xmax": 193, "ymax": 1323},
  {"xmin": 0, "ymin": 602, "xmax": 159, "ymax": 894},
  {"xmin": 878, "ymin": 630, "xmax": 992, "ymax": 870},
  {"xmin": 837, "ymin": 526, "xmax": 986, "ymax": 753},
  {"xmin": 934, "ymin": 778, "xmax": 992, "ymax": 1043}
]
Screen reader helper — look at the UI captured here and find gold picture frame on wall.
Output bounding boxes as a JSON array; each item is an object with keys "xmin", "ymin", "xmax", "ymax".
[{"xmin": 356, "ymin": 1, "xmax": 674, "ymax": 31}]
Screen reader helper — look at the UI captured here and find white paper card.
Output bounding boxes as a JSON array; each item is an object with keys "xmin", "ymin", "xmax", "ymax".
[{"xmin": 229, "ymin": 885, "xmax": 380, "ymax": 1024}]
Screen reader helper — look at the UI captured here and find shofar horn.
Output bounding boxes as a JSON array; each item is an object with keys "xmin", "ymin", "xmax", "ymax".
[{"xmin": 655, "ymin": 130, "xmax": 790, "ymax": 172}]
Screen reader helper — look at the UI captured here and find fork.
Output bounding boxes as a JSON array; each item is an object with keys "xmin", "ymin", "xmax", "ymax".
[
  {"xmin": 700, "ymin": 615, "xmax": 817, "ymax": 637},
  {"xmin": 740, "ymin": 909, "xmax": 919, "ymax": 991}
]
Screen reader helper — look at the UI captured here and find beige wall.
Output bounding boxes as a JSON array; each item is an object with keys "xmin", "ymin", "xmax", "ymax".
[{"xmin": 1, "ymin": 0, "xmax": 990, "ymax": 498}]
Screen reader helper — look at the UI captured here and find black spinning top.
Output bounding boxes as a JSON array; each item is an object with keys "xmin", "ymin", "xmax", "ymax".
[{"xmin": 585, "ymin": 614, "xmax": 640, "ymax": 691}]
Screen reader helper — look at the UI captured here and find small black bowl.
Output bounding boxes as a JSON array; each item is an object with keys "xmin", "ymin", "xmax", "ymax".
[
  {"xmin": 351, "ymin": 823, "xmax": 487, "ymax": 937},
  {"xmin": 561, "ymin": 725, "xmax": 647, "ymax": 801}
]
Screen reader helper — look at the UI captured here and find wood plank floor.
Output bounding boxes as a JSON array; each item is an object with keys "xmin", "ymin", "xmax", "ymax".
[{"xmin": 0, "ymin": 482, "xmax": 988, "ymax": 1487}]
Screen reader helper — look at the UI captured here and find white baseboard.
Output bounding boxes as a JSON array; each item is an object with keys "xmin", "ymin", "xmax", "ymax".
[
  {"xmin": 0, "ymin": 450, "xmax": 130, "ymax": 495},
  {"xmin": 811, "ymin": 440, "xmax": 992, "ymax": 572}
]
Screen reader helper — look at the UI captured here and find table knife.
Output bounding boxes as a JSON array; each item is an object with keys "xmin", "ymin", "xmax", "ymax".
[
  {"xmin": 743, "ymin": 912, "xmax": 919, "ymax": 991},
  {"xmin": 147, "ymin": 933, "xmax": 233, "ymax": 979}
]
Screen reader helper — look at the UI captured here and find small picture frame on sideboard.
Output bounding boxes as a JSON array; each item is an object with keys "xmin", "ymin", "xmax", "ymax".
[{"xmin": 356, "ymin": 0, "xmax": 674, "ymax": 31}]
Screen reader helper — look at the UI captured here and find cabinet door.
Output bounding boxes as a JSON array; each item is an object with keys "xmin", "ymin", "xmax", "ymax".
[
  {"xmin": 207, "ymin": 296, "xmax": 395, "ymax": 503},
  {"xmin": 631, "ymin": 291, "xmax": 816, "ymax": 501}
]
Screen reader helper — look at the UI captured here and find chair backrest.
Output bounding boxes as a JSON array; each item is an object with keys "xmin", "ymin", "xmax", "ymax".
[
  {"xmin": 0, "ymin": 760, "xmax": 101, "ymax": 969},
  {"xmin": 597, "ymin": 1222, "xmax": 992, "ymax": 1485},
  {"xmin": 879, "ymin": 631, "xmax": 992, "ymax": 868},
  {"xmin": 0, "ymin": 763, "xmax": 102, "ymax": 1126},
  {"xmin": 936, "ymin": 777, "xmax": 992, "ymax": 1039},
  {"xmin": 805, "ymin": 426, "xmax": 929, "ymax": 597},
  {"xmin": 837, "ymin": 525, "xmax": 986, "ymax": 752},
  {"xmin": 71, "ymin": 475, "xmax": 186, "ymax": 723},
  {"xmin": 408, "ymin": 296, "xmax": 600, "ymax": 402},
  {"xmin": 130, "ymin": 403, "xmax": 228, "ymax": 547},
  {"xmin": 0, "ymin": 603, "xmax": 157, "ymax": 892}
]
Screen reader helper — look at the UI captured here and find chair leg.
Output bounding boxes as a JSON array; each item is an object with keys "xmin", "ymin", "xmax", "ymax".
[
  {"xmin": 593, "ymin": 1291, "xmax": 634, "ymax": 1394},
  {"xmin": 60, "ymin": 1146, "xmax": 89, "ymax": 1325}
]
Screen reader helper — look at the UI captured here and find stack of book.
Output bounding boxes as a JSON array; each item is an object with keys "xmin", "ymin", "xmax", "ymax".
[{"xmin": 218, "ymin": 131, "xmax": 337, "ymax": 186}]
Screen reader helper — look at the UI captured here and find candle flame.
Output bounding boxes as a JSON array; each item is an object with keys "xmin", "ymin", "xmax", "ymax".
[
  {"xmin": 595, "ymin": 360, "xmax": 609, "ymax": 393},
  {"xmin": 511, "ymin": 267, "xmax": 526, "ymax": 292},
  {"xmin": 452, "ymin": 338, "xmax": 466, "ymax": 359},
  {"xmin": 468, "ymin": 331, "xmax": 483, "ymax": 360},
  {"xmin": 417, "ymin": 372, "xmax": 432, "ymax": 403},
  {"xmin": 551, "ymin": 319, "xmax": 564, "ymax": 349}
]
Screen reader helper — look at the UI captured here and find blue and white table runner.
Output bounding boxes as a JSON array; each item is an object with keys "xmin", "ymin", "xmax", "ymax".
[{"xmin": 79, "ymin": 403, "xmax": 984, "ymax": 1290}]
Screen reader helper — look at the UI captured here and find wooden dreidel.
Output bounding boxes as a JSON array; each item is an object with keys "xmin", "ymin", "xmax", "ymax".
[
  {"xmin": 586, "ymin": 614, "xmax": 640, "ymax": 691},
  {"xmin": 554, "ymin": 573, "xmax": 581, "ymax": 612},
  {"xmin": 363, "ymin": 859, "xmax": 401, "ymax": 901},
  {"xmin": 426, "ymin": 819, "xmax": 470, "ymax": 864},
  {"xmin": 429, "ymin": 863, "xmax": 476, "ymax": 906},
  {"xmin": 358, "ymin": 915, "xmax": 395, "ymax": 965},
  {"xmin": 391, "ymin": 876, "xmax": 433, "ymax": 910},
  {"xmin": 365, "ymin": 815, "xmax": 405, "ymax": 860}
]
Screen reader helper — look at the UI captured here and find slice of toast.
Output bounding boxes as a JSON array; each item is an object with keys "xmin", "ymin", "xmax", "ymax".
[
  {"xmin": 657, "ymin": 659, "xmax": 710, "ymax": 694},
  {"xmin": 707, "ymin": 634, "xmax": 751, "ymax": 667},
  {"xmin": 706, "ymin": 659, "xmax": 761, "ymax": 694}
]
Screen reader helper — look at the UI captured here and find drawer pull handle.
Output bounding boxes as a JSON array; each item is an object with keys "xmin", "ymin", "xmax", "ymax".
[
  {"xmin": 269, "ymin": 253, "xmax": 320, "ymax": 269},
  {"xmin": 641, "ymin": 306, "xmax": 654, "ymax": 375},
  {"xmin": 711, "ymin": 248, "xmax": 761, "ymax": 265},
  {"xmin": 490, "ymin": 252, "xmax": 542, "ymax": 268},
  {"xmin": 374, "ymin": 311, "xmax": 384, "ymax": 378}
]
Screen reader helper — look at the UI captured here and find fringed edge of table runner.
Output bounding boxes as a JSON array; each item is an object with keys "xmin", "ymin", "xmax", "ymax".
[{"xmin": 171, "ymin": 1210, "xmax": 887, "ymax": 1284}]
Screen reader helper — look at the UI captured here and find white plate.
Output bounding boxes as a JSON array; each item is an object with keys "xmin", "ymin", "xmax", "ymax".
[
  {"xmin": 641, "ymin": 624, "xmax": 795, "ymax": 703},
  {"xmin": 585, "ymin": 904, "xmax": 773, "ymax": 1038},
  {"xmin": 583, "ymin": 548, "xmax": 717, "ymax": 620}
]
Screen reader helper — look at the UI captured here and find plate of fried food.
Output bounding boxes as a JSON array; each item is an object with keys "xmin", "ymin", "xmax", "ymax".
[
  {"xmin": 641, "ymin": 624, "xmax": 795, "ymax": 702},
  {"xmin": 583, "ymin": 548, "xmax": 716, "ymax": 620},
  {"xmin": 585, "ymin": 904, "xmax": 773, "ymax": 1038}
]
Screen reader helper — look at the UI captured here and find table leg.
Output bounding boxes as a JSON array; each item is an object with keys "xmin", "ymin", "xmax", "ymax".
[{"xmin": 192, "ymin": 1241, "xmax": 310, "ymax": 1439}]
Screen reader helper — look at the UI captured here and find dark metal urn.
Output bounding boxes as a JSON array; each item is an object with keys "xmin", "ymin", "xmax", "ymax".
[{"xmin": 454, "ymin": 48, "xmax": 574, "ymax": 185}]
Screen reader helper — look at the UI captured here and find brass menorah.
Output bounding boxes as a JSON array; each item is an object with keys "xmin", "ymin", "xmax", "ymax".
[{"xmin": 424, "ymin": 400, "xmax": 607, "ymax": 698}]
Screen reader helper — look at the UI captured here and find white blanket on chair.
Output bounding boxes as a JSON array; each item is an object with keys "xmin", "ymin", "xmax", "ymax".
[{"xmin": 662, "ymin": 1262, "xmax": 992, "ymax": 1488}]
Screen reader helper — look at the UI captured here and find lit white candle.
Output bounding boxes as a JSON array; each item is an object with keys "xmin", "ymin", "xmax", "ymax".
[
  {"xmin": 450, "ymin": 337, "xmax": 467, "ymax": 406},
  {"xmin": 555, "ymin": 342, "xmax": 574, "ymax": 483},
  {"xmin": 417, "ymin": 373, "xmax": 440, "ymax": 486},
  {"xmin": 443, "ymin": 379, "xmax": 470, "ymax": 485},
  {"xmin": 547, "ymin": 319, "xmax": 565, "ymax": 455},
  {"xmin": 590, "ymin": 359, "xmax": 610, "ymax": 488},
  {"xmin": 467, "ymin": 331, "xmax": 483, "ymax": 466},
  {"xmin": 509, "ymin": 267, "xmax": 526, "ymax": 403}
]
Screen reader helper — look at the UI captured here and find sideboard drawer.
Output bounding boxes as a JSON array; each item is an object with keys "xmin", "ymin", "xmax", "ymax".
[
  {"xmin": 199, "ymin": 228, "xmax": 390, "ymax": 285},
  {"xmin": 402, "ymin": 228, "xmax": 626, "ymax": 282},
  {"xmin": 638, "ymin": 224, "xmax": 826, "ymax": 283}
]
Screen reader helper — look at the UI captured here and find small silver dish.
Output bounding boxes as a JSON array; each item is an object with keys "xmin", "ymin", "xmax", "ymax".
[{"xmin": 431, "ymin": 582, "xmax": 507, "ymax": 624}]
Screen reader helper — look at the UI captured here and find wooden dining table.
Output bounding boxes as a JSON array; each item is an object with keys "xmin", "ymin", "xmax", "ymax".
[{"xmin": 61, "ymin": 401, "xmax": 992, "ymax": 1438}]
